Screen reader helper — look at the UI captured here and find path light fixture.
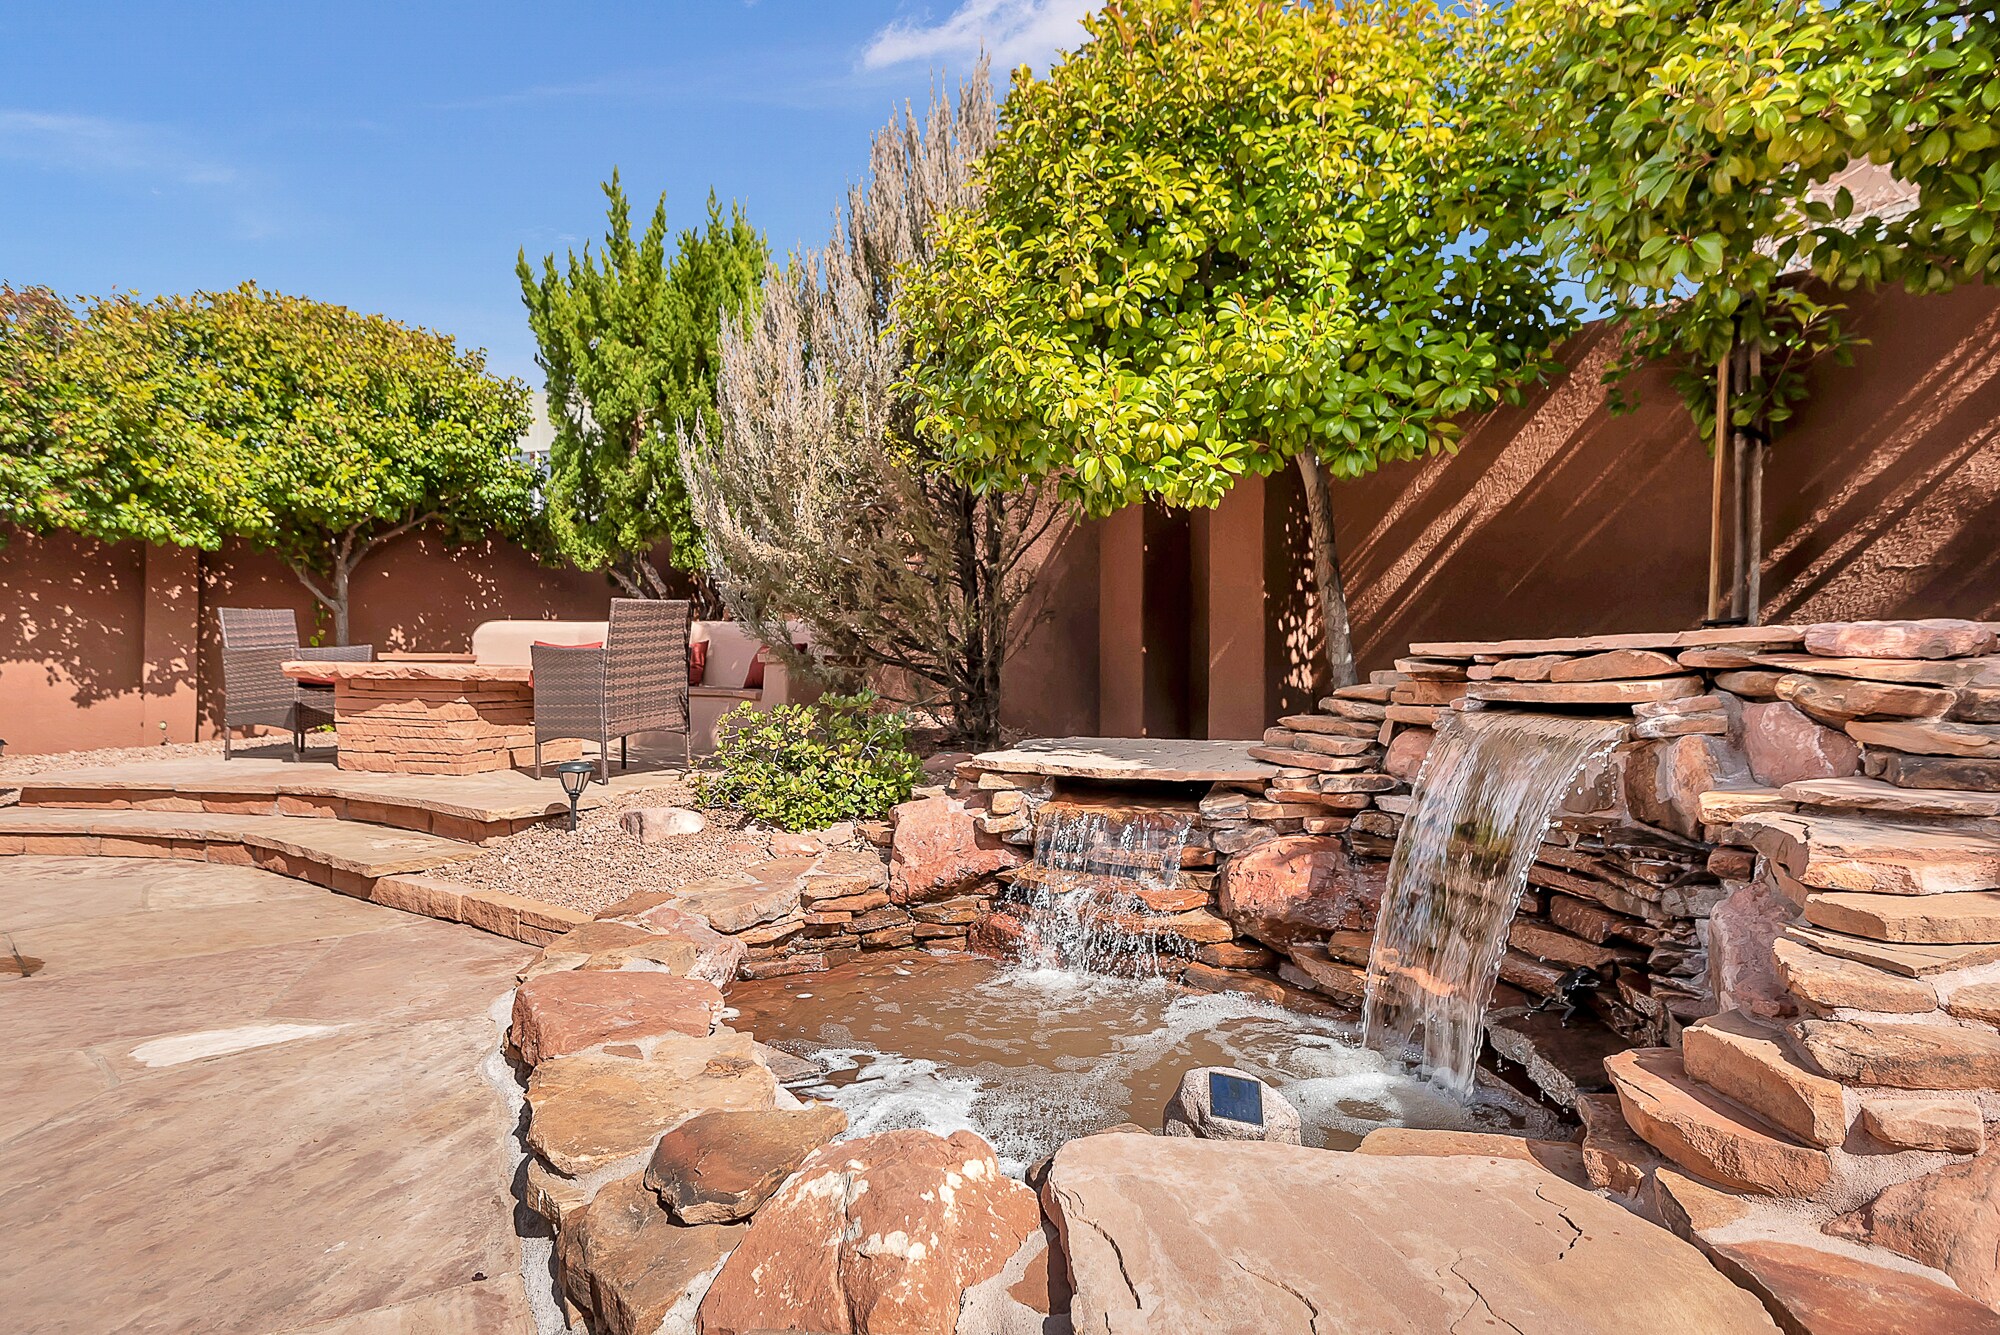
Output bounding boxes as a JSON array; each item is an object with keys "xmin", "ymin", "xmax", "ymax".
[{"xmin": 555, "ymin": 760, "xmax": 596, "ymax": 831}]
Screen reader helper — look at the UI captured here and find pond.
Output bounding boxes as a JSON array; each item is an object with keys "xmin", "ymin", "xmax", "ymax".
[{"xmin": 725, "ymin": 951, "xmax": 1562, "ymax": 1176}]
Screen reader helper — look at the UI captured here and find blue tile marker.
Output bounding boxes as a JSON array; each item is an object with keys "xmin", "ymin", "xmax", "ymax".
[{"xmin": 1209, "ymin": 1071, "xmax": 1265, "ymax": 1127}]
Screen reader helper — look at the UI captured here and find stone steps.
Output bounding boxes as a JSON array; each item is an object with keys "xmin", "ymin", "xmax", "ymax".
[
  {"xmin": 0, "ymin": 805, "xmax": 477, "ymax": 890},
  {"xmin": 1681, "ymin": 1010, "xmax": 1849, "ymax": 1147},
  {"xmin": 6, "ymin": 762, "xmax": 576, "ymax": 843},
  {"xmin": 1605, "ymin": 1047, "xmax": 1835, "ymax": 1197}
]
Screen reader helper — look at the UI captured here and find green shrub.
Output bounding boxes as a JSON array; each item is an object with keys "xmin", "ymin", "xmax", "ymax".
[{"xmin": 697, "ymin": 692, "xmax": 923, "ymax": 831}]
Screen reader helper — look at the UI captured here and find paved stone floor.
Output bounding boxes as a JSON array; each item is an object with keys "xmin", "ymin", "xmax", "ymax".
[{"xmin": 0, "ymin": 856, "xmax": 539, "ymax": 1334}]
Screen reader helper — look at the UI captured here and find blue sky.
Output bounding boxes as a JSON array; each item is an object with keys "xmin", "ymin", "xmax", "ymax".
[{"xmin": 0, "ymin": 1, "xmax": 1094, "ymax": 384}]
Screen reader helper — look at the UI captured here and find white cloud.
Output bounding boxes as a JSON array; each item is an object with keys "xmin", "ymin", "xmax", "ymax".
[
  {"xmin": 861, "ymin": 0, "xmax": 1096, "ymax": 72},
  {"xmin": 0, "ymin": 110, "xmax": 238, "ymax": 187}
]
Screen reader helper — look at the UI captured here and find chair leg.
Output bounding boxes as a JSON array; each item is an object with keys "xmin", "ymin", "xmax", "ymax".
[
  {"xmin": 534, "ymin": 742, "xmax": 543, "ymax": 779},
  {"xmin": 620, "ymin": 735, "xmax": 628, "ymax": 770},
  {"xmin": 682, "ymin": 729, "xmax": 691, "ymax": 771},
  {"xmin": 223, "ymin": 726, "xmax": 232, "ymax": 759}
]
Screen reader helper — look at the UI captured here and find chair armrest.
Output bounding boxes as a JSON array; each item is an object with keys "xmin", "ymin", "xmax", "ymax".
[{"xmin": 313, "ymin": 644, "xmax": 375, "ymax": 663}]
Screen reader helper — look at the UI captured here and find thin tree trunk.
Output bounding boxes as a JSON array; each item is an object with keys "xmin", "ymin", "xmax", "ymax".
[
  {"xmin": 1743, "ymin": 344, "xmax": 1765, "ymax": 626},
  {"xmin": 1295, "ymin": 452, "xmax": 1358, "ymax": 691},
  {"xmin": 1706, "ymin": 341, "xmax": 1733, "ymax": 624}
]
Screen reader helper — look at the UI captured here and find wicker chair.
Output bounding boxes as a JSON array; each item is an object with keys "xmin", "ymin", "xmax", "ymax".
[
  {"xmin": 532, "ymin": 598, "xmax": 692, "ymax": 778},
  {"xmin": 216, "ymin": 608, "xmax": 374, "ymax": 759}
]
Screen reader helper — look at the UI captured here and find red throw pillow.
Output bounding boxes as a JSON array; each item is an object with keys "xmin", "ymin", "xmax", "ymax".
[
  {"xmin": 533, "ymin": 639, "xmax": 602, "ymax": 649},
  {"xmin": 689, "ymin": 639, "xmax": 708, "ymax": 686},
  {"xmin": 744, "ymin": 650, "xmax": 764, "ymax": 692}
]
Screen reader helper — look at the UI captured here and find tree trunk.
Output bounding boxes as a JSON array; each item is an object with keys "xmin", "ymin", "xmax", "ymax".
[{"xmin": 1295, "ymin": 452, "xmax": 1358, "ymax": 691}]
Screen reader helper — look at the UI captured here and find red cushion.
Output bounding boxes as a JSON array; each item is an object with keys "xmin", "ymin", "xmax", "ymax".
[
  {"xmin": 533, "ymin": 639, "xmax": 602, "ymax": 649},
  {"xmin": 689, "ymin": 639, "xmax": 708, "ymax": 686},
  {"xmin": 743, "ymin": 650, "xmax": 763, "ymax": 691}
]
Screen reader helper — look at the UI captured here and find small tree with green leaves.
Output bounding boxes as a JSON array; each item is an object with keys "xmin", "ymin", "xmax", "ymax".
[
  {"xmin": 519, "ymin": 177, "xmax": 766, "ymax": 606},
  {"xmin": 899, "ymin": 0, "xmax": 1576, "ymax": 688},
  {"xmin": 3, "ymin": 283, "xmax": 535, "ymax": 643}
]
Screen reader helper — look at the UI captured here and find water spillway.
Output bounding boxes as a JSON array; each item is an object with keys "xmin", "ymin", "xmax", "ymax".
[
  {"xmin": 1362, "ymin": 711, "xmax": 1626, "ymax": 1095},
  {"xmin": 1009, "ymin": 799, "xmax": 1195, "ymax": 975}
]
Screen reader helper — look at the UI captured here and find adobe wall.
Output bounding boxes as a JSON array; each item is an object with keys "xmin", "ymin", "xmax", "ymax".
[{"xmin": 1095, "ymin": 280, "xmax": 2000, "ymax": 736}]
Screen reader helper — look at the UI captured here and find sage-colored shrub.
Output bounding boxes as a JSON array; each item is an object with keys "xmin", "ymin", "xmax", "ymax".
[{"xmin": 697, "ymin": 692, "xmax": 922, "ymax": 831}]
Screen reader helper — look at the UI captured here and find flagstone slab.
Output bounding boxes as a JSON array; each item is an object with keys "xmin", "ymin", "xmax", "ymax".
[
  {"xmin": 1780, "ymin": 775, "xmax": 2000, "ymax": 819},
  {"xmin": 1795, "ymin": 1018, "xmax": 2000, "ymax": 1090},
  {"xmin": 1409, "ymin": 625, "xmax": 1805, "ymax": 658},
  {"xmin": 1468, "ymin": 677, "xmax": 1704, "ymax": 705},
  {"xmin": 1770, "ymin": 936, "xmax": 1938, "ymax": 1015},
  {"xmin": 1739, "ymin": 652, "xmax": 2000, "ymax": 688},
  {"xmin": 1786, "ymin": 923, "xmax": 2000, "ymax": 976},
  {"xmin": 1733, "ymin": 811, "xmax": 2000, "ymax": 895},
  {"xmin": 1042, "ymin": 1132, "xmax": 1779, "ymax": 1334},
  {"xmin": 970, "ymin": 737, "xmax": 1276, "ymax": 783},
  {"xmin": 1804, "ymin": 888, "xmax": 2000, "ymax": 944}
]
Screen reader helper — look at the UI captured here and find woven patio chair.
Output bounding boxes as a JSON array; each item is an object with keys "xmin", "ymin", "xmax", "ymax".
[
  {"xmin": 216, "ymin": 608, "xmax": 373, "ymax": 759},
  {"xmin": 532, "ymin": 597, "xmax": 692, "ymax": 779}
]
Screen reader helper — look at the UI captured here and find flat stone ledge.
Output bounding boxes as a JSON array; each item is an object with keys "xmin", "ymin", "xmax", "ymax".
[
  {"xmin": 1410, "ymin": 625, "xmax": 1807, "ymax": 658},
  {"xmin": 971, "ymin": 737, "xmax": 1277, "ymax": 783}
]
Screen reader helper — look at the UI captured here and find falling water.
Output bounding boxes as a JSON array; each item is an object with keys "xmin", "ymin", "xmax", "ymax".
[
  {"xmin": 1362, "ymin": 711, "xmax": 1625, "ymax": 1095},
  {"xmin": 1010, "ymin": 802, "xmax": 1193, "ymax": 976}
]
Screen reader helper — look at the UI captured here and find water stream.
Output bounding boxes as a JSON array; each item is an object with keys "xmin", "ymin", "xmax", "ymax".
[
  {"xmin": 1362, "ymin": 710, "xmax": 1625, "ymax": 1095},
  {"xmin": 1008, "ymin": 801, "xmax": 1193, "ymax": 975}
]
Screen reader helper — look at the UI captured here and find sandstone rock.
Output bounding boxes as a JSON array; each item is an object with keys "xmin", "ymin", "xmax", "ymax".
[
  {"xmin": 644, "ymin": 1104, "xmax": 846, "ymax": 1224},
  {"xmin": 1650, "ymin": 1166, "xmax": 1750, "ymax": 1240},
  {"xmin": 1487, "ymin": 653, "xmax": 1574, "ymax": 681},
  {"xmin": 618, "ymin": 806, "xmax": 707, "ymax": 844},
  {"xmin": 1775, "ymin": 674, "xmax": 1956, "ymax": 725},
  {"xmin": 697, "ymin": 1128, "xmax": 1040, "ymax": 1335},
  {"xmin": 1381, "ymin": 727, "xmax": 1433, "ymax": 781},
  {"xmin": 1626, "ymin": 735, "xmax": 1754, "ymax": 838},
  {"xmin": 1734, "ymin": 810, "xmax": 2000, "ymax": 896},
  {"xmin": 1709, "ymin": 880, "xmax": 1800, "ymax": 1021},
  {"xmin": 1281, "ymin": 942, "xmax": 1367, "ymax": 1006},
  {"xmin": 1216, "ymin": 835, "xmax": 1383, "ymax": 947},
  {"xmin": 1826, "ymin": 1146, "xmax": 2000, "ymax": 1308},
  {"xmin": 1044, "ymin": 1133, "xmax": 1779, "ymax": 1334},
  {"xmin": 1548, "ymin": 648, "xmax": 1682, "ymax": 681},
  {"xmin": 1860, "ymin": 1096, "xmax": 1986, "ymax": 1153},
  {"xmin": 1279, "ymin": 714, "xmax": 1378, "ymax": 738},
  {"xmin": 1867, "ymin": 750, "xmax": 2000, "ymax": 792},
  {"xmin": 1805, "ymin": 889, "xmax": 2000, "ymax": 945},
  {"xmin": 1353, "ymin": 1127, "xmax": 1590, "ymax": 1187},
  {"xmin": 1787, "ymin": 923, "xmax": 2000, "ymax": 977},
  {"xmin": 1470, "ymin": 676, "xmax": 1705, "ymax": 706},
  {"xmin": 888, "ymin": 796, "xmax": 1024, "ymax": 904},
  {"xmin": 1795, "ymin": 1017, "xmax": 2000, "ymax": 1090},
  {"xmin": 1683, "ymin": 1011, "xmax": 1847, "ymax": 1147},
  {"xmin": 1948, "ymin": 978, "xmax": 2000, "ymax": 1024},
  {"xmin": 1161, "ymin": 1067, "xmax": 1302, "ymax": 1144},
  {"xmin": 1194, "ymin": 940, "xmax": 1275, "ymax": 970},
  {"xmin": 1741, "ymin": 701, "xmax": 1861, "ymax": 786},
  {"xmin": 522, "ymin": 920, "xmax": 654, "ymax": 977},
  {"xmin": 1850, "ymin": 717, "xmax": 2000, "ymax": 758},
  {"xmin": 510, "ymin": 971, "xmax": 722, "ymax": 1065},
  {"xmin": 1782, "ymin": 774, "xmax": 2000, "ymax": 819},
  {"xmin": 954, "ymin": 1223, "xmax": 1072, "ymax": 1335},
  {"xmin": 1577, "ymin": 1090, "xmax": 1666, "ymax": 1195},
  {"xmin": 1508, "ymin": 918, "xmax": 1642, "ymax": 971},
  {"xmin": 674, "ymin": 875, "xmax": 801, "ymax": 935},
  {"xmin": 1703, "ymin": 1237, "xmax": 2000, "ymax": 1335},
  {"xmin": 555, "ymin": 1172, "xmax": 742, "ymax": 1335},
  {"xmin": 1634, "ymin": 712, "xmax": 1730, "ymax": 739},
  {"xmin": 1606, "ymin": 1048, "xmax": 1833, "ymax": 1197},
  {"xmin": 1698, "ymin": 787, "xmax": 1795, "ymax": 824},
  {"xmin": 526, "ymin": 1031, "xmax": 779, "ymax": 1176},
  {"xmin": 1714, "ymin": 669, "xmax": 1787, "ymax": 699},
  {"xmin": 770, "ymin": 831, "xmax": 824, "ymax": 856},
  {"xmin": 1805, "ymin": 618, "xmax": 1997, "ymax": 660},
  {"xmin": 1770, "ymin": 936, "xmax": 1937, "ymax": 1014}
]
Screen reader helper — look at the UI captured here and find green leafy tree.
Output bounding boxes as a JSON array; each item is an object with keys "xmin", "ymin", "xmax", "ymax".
[
  {"xmin": 3, "ymin": 283, "xmax": 534, "ymax": 643},
  {"xmin": 1, "ymin": 287, "xmax": 236, "ymax": 546},
  {"xmin": 899, "ymin": 0, "xmax": 1575, "ymax": 688},
  {"xmin": 519, "ymin": 177, "xmax": 767, "ymax": 606}
]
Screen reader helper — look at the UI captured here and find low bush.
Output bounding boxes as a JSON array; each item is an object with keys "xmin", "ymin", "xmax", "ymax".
[{"xmin": 697, "ymin": 692, "xmax": 923, "ymax": 831}]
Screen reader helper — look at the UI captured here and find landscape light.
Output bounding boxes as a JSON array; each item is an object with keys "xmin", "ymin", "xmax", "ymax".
[{"xmin": 555, "ymin": 761, "xmax": 596, "ymax": 831}]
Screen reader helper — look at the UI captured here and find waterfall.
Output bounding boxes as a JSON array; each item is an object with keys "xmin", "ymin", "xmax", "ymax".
[
  {"xmin": 1362, "ymin": 711, "xmax": 1625, "ymax": 1095},
  {"xmin": 1009, "ymin": 802, "xmax": 1193, "ymax": 976}
]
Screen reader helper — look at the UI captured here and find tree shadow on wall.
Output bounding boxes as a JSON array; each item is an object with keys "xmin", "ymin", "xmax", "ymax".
[{"xmin": 0, "ymin": 528, "xmax": 163, "ymax": 709}]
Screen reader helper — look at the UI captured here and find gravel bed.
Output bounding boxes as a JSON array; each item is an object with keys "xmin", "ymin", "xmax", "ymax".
[
  {"xmin": 431, "ymin": 774, "xmax": 777, "ymax": 916},
  {"xmin": 0, "ymin": 736, "xmax": 332, "ymax": 779}
]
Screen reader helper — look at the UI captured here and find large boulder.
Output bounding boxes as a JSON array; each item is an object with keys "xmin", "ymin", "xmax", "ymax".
[
  {"xmin": 555, "ymin": 1171, "xmax": 742, "ymax": 1335},
  {"xmin": 1217, "ymin": 836, "xmax": 1383, "ymax": 949},
  {"xmin": 1826, "ymin": 1145, "xmax": 2000, "ymax": 1310},
  {"xmin": 510, "ymin": 970, "xmax": 723, "ymax": 1065},
  {"xmin": 644, "ymin": 1104, "xmax": 847, "ymax": 1225},
  {"xmin": 1740, "ymin": 701, "xmax": 1861, "ymax": 787},
  {"xmin": 1708, "ymin": 879, "xmax": 1798, "ymax": 1021},
  {"xmin": 697, "ymin": 1128, "xmax": 1041, "ymax": 1335},
  {"xmin": 1161, "ymin": 1067, "xmax": 1302, "ymax": 1144},
  {"xmin": 1043, "ymin": 1132, "xmax": 1779, "ymax": 1334},
  {"xmin": 888, "ymin": 796, "xmax": 1025, "ymax": 904}
]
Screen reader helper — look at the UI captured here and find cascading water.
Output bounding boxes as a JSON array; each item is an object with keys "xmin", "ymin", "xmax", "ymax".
[
  {"xmin": 1362, "ymin": 711, "xmax": 1625, "ymax": 1095},
  {"xmin": 1010, "ymin": 801, "xmax": 1193, "ymax": 976}
]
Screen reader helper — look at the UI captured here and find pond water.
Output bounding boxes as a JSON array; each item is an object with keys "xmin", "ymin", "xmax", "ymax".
[{"xmin": 726, "ymin": 951, "xmax": 1561, "ymax": 1176}]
